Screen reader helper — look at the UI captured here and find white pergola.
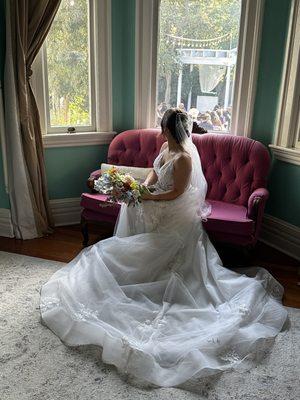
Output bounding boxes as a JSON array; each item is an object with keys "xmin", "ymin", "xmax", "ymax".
[{"xmin": 176, "ymin": 48, "xmax": 237, "ymax": 109}]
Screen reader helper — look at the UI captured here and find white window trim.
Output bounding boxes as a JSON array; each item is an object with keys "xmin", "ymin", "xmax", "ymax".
[
  {"xmin": 43, "ymin": 131, "xmax": 116, "ymax": 148},
  {"xmin": 135, "ymin": 0, "xmax": 265, "ymax": 138},
  {"xmin": 230, "ymin": 0, "xmax": 265, "ymax": 137},
  {"xmin": 271, "ymin": 0, "xmax": 300, "ymax": 166},
  {"xmin": 32, "ymin": 0, "xmax": 114, "ymax": 146}
]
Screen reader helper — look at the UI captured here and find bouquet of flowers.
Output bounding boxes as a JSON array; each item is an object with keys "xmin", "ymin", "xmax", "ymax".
[{"xmin": 94, "ymin": 166, "xmax": 150, "ymax": 206}]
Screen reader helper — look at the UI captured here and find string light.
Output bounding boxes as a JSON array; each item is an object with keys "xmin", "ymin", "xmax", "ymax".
[{"xmin": 166, "ymin": 32, "xmax": 232, "ymax": 48}]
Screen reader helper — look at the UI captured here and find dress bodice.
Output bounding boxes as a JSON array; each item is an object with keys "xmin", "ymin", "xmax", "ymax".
[{"xmin": 153, "ymin": 149, "xmax": 176, "ymax": 191}]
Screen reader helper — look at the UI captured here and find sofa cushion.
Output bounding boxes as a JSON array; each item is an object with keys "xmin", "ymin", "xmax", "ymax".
[
  {"xmin": 100, "ymin": 163, "xmax": 152, "ymax": 182},
  {"xmin": 81, "ymin": 193, "xmax": 121, "ymax": 217},
  {"xmin": 204, "ymin": 200, "xmax": 254, "ymax": 236},
  {"xmin": 81, "ymin": 193, "xmax": 254, "ymax": 237}
]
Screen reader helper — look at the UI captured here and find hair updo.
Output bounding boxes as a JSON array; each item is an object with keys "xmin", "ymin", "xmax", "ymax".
[{"xmin": 160, "ymin": 108, "xmax": 192, "ymax": 144}]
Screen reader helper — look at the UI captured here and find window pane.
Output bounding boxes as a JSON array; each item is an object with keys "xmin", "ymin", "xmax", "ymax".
[
  {"xmin": 46, "ymin": 0, "xmax": 91, "ymax": 128},
  {"xmin": 157, "ymin": 0, "xmax": 242, "ymax": 132}
]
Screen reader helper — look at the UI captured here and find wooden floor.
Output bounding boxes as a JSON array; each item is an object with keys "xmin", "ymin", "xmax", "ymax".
[{"xmin": 0, "ymin": 224, "xmax": 299, "ymax": 308}]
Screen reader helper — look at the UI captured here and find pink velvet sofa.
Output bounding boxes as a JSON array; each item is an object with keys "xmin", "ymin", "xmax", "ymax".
[{"xmin": 81, "ymin": 129, "xmax": 270, "ymax": 247}]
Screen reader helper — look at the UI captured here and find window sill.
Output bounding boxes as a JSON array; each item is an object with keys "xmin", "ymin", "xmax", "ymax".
[
  {"xmin": 269, "ymin": 145, "xmax": 300, "ymax": 166},
  {"xmin": 205, "ymin": 130, "xmax": 231, "ymax": 135},
  {"xmin": 42, "ymin": 131, "xmax": 116, "ymax": 148}
]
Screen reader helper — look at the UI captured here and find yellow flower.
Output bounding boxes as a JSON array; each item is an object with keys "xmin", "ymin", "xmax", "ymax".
[
  {"xmin": 107, "ymin": 166, "xmax": 118, "ymax": 175},
  {"xmin": 130, "ymin": 181, "xmax": 139, "ymax": 190}
]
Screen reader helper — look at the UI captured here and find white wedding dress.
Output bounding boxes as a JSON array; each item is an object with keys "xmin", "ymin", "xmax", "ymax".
[{"xmin": 40, "ymin": 141, "xmax": 288, "ymax": 387}]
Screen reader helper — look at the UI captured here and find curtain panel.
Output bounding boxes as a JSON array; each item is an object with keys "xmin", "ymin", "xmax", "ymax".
[{"xmin": 4, "ymin": 0, "xmax": 61, "ymax": 239}]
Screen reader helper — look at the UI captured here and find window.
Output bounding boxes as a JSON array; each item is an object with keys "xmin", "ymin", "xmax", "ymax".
[
  {"xmin": 46, "ymin": 0, "xmax": 94, "ymax": 131},
  {"xmin": 156, "ymin": 0, "xmax": 242, "ymax": 132},
  {"xmin": 270, "ymin": 0, "xmax": 300, "ymax": 165},
  {"xmin": 135, "ymin": 0, "xmax": 264, "ymax": 137},
  {"xmin": 32, "ymin": 0, "xmax": 113, "ymax": 144}
]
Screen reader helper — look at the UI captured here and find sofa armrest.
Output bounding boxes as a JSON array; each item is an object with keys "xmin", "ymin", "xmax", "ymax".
[
  {"xmin": 90, "ymin": 169, "xmax": 101, "ymax": 179},
  {"xmin": 87, "ymin": 169, "xmax": 101, "ymax": 191},
  {"xmin": 247, "ymin": 188, "xmax": 269, "ymax": 220}
]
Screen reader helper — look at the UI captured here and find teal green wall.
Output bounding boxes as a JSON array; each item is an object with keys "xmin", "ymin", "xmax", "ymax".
[
  {"xmin": 111, "ymin": 0, "xmax": 135, "ymax": 132},
  {"xmin": 252, "ymin": 0, "xmax": 300, "ymax": 227},
  {"xmin": 266, "ymin": 162, "xmax": 300, "ymax": 226},
  {"xmin": 45, "ymin": 145, "xmax": 108, "ymax": 199}
]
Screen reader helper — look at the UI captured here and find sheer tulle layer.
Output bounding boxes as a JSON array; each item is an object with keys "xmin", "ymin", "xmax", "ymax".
[
  {"xmin": 40, "ymin": 142, "xmax": 288, "ymax": 387},
  {"xmin": 41, "ymin": 228, "xmax": 288, "ymax": 387}
]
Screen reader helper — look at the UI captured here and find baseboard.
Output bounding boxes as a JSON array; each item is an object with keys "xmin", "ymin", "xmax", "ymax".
[
  {"xmin": 0, "ymin": 208, "xmax": 14, "ymax": 238},
  {"xmin": 50, "ymin": 197, "xmax": 81, "ymax": 227},
  {"xmin": 0, "ymin": 199, "xmax": 82, "ymax": 236},
  {"xmin": 260, "ymin": 214, "xmax": 300, "ymax": 261}
]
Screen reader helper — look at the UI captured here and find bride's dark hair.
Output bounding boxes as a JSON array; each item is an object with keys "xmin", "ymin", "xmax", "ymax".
[{"xmin": 161, "ymin": 108, "xmax": 191, "ymax": 144}]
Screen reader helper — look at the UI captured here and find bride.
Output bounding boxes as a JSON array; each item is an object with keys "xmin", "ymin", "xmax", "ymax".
[{"xmin": 40, "ymin": 108, "xmax": 288, "ymax": 387}]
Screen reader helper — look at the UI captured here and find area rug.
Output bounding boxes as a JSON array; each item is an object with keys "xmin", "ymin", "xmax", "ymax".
[{"xmin": 0, "ymin": 250, "xmax": 299, "ymax": 400}]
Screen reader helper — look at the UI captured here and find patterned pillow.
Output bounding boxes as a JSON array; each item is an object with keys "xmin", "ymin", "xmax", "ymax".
[{"xmin": 100, "ymin": 163, "xmax": 152, "ymax": 182}]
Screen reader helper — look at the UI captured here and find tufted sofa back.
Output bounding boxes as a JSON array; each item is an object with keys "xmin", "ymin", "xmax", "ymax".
[{"xmin": 108, "ymin": 129, "xmax": 270, "ymax": 207}]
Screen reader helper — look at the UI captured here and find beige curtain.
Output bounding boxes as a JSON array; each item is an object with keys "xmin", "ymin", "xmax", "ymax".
[{"xmin": 4, "ymin": 0, "xmax": 61, "ymax": 238}]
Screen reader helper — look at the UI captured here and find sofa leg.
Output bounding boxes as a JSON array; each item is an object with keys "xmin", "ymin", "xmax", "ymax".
[
  {"xmin": 241, "ymin": 245, "xmax": 255, "ymax": 265},
  {"xmin": 81, "ymin": 217, "xmax": 89, "ymax": 247}
]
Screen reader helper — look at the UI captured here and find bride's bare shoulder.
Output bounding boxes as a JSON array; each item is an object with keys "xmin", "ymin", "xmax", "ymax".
[{"xmin": 174, "ymin": 152, "xmax": 192, "ymax": 169}]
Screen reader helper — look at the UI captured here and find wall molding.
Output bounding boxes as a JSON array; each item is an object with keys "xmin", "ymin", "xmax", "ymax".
[
  {"xmin": 50, "ymin": 197, "xmax": 81, "ymax": 226},
  {"xmin": 0, "ymin": 208, "xmax": 14, "ymax": 238},
  {"xmin": 0, "ymin": 199, "xmax": 82, "ymax": 235},
  {"xmin": 260, "ymin": 214, "xmax": 300, "ymax": 261}
]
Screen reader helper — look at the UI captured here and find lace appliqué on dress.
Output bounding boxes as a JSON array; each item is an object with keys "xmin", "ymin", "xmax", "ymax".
[
  {"xmin": 219, "ymin": 347, "xmax": 242, "ymax": 364},
  {"xmin": 259, "ymin": 270, "xmax": 284, "ymax": 300},
  {"xmin": 40, "ymin": 296, "xmax": 61, "ymax": 312}
]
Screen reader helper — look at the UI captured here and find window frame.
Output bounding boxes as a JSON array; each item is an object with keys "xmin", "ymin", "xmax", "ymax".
[
  {"xmin": 44, "ymin": 0, "xmax": 96, "ymax": 133},
  {"xmin": 32, "ymin": 0, "xmax": 114, "ymax": 146},
  {"xmin": 270, "ymin": 0, "xmax": 300, "ymax": 165},
  {"xmin": 135, "ymin": 0, "xmax": 265, "ymax": 138}
]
